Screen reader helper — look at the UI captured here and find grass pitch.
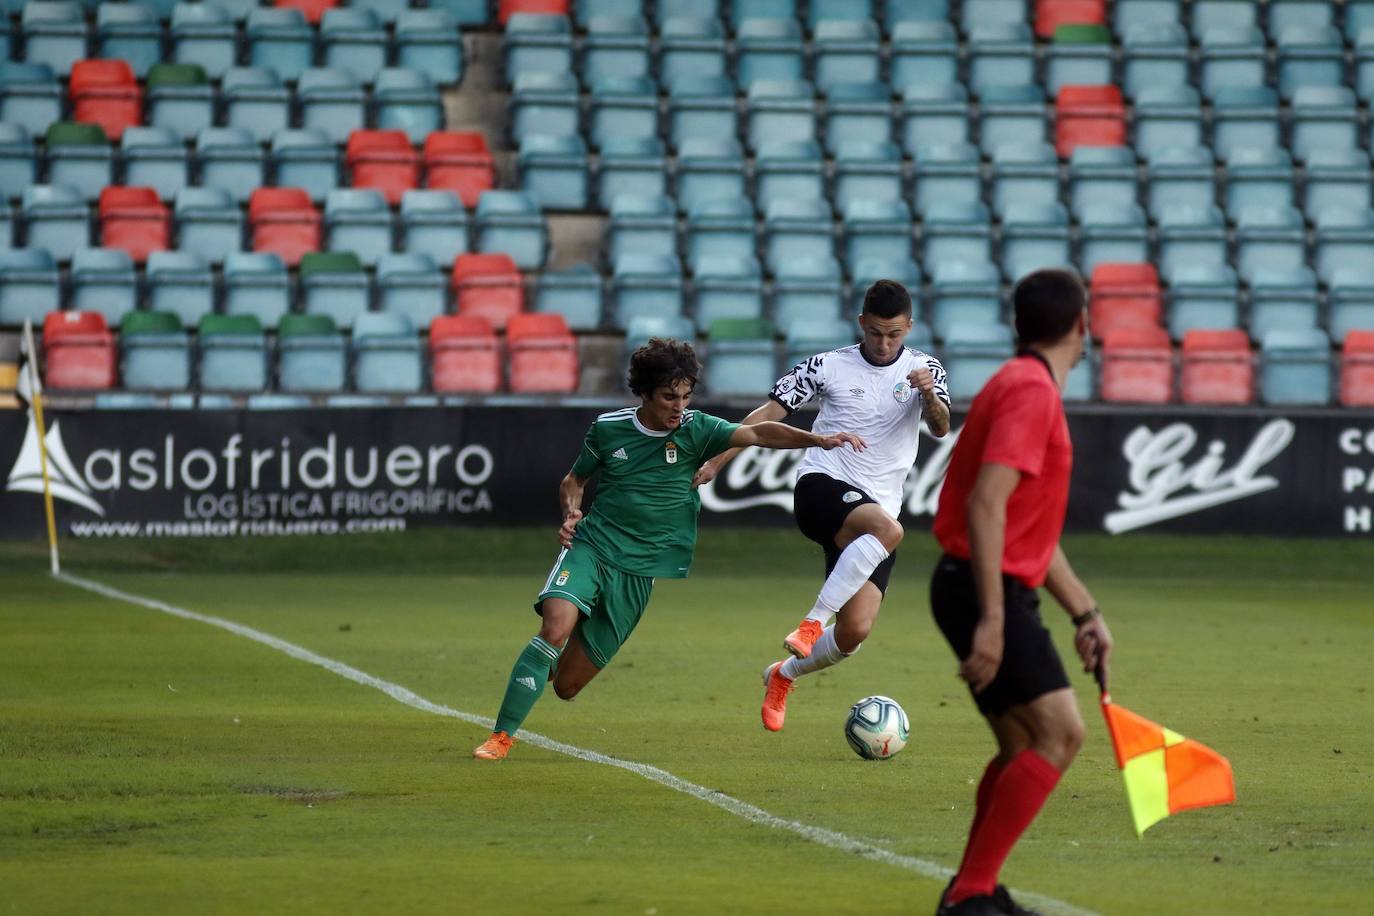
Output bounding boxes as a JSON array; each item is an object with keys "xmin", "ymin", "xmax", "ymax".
[{"xmin": 1, "ymin": 530, "xmax": 1372, "ymax": 915}]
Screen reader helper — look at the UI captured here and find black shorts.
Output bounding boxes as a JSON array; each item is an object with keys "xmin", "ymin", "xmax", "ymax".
[
  {"xmin": 928, "ymin": 553, "xmax": 1070, "ymax": 717},
  {"xmin": 793, "ymin": 473, "xmax": 897, "ymax": 595}
]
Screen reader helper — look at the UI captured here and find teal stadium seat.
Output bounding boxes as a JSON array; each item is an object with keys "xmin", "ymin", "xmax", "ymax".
[
  {"xmin": 0, "ymin": 63, "xmax": 62, "ymax": 137},
  {"xmin": 692, "ymin": 254, "xmax": 764, "ymax": 331},
  {"xmin": 171, "ymin": 2, "xmax": 236, "ymax": 80},
  {"xmin": 377, "ymin": 252, "xmax": 447, "ymax": 328},
  {"xmin": 1077, "ymin": 204, "xmax": 1149, "ymax": 277},
  {"xmin": 608, "ymin": 193, "xmax": 676, "ymax": 261},
  {"xmin": 967, "ymin": 23, "xmax": 1035, "ymax": 95},
  {"xmin": 22, "ymin": 1, "xmax": 87, "ymax": 77},
  {"xmin": 1114, "ymin": 0, "xmax": 1181, "ymax": 34},
  {"xmin": 474, "ymin": 190, "xmax": 547, "ymax": 269},
  {"xmin": 146, "ymin": 63, "xmax": 214, "ymax": 141},
  {"xmin": 1000, "ymin": 202, "xmax": 1072, "ymax": 281},
  {"xmin": 930, "ymin": 260, "xmax": 1001, "ymax": 342},
  {"xmin": 1315, "ymin": 208, "xmax": 1374, "ymax": 284},
  {"xmin": 943, "ymin": 322, "xmax": 1015, "ymax": 400},
  {"xmin": 736, "ymin": 18, "xmax": 805, "ymax": 89},
  {"xmin": 1234, "ymin": 206, "xmax": 1307, "ymax": 282},
  {"xmin": 1068, "ymin": 146, "xmax": 1138, "ymax": 217},
  {"xmin": 298, "ymin": 67, "xmax": 367, "ymax": 145},
  {"xmin": 583, "ymin": 16, "xmax": 651, "ymax": 85},
  {"xmin": 325, "ymin": 188, "xmax": 394, "ymax": 267},
  {"xmin": 0, "ymin": 121, "xmax": 36, "ymax": 201},
  {"xmin": 23, "ymin": 184, "xmax": 91, "ymax": 261},
  {"xmin": 375, "ymin": 68, "xmax": 444, "ymax": 144},
  {"xmin": 612, "ymin": 253, "xmax": 684, "ymax": 329},
  {"xmin": 746, "ymin": 79, "xmax": 817, "ymax": 152},
  {"xmin": 1168, "ymin": 263, "xmax": 1241, "ymax": 339},
  {"xmin": 1121, "ymin": 23, "xmax": 1190, "ymax": 99},
  {"xmin": 589, "ymin": 76, "xmax": 659, "ymax": 147},
  {"xmin": 674, "ymin": 138, "xmax": 745, "ymax": 214},
  {"xmin": 96, "ymin": 2, "xmax": 162, "ymax": 78},
  {"xmin": 278, "ymin": 313, "xmax": 346, "ymax": 392},
  {"xmin": 990, "ymin": 143, "xmax": 1059, "ymax": 219},
  {"xmin": 271, "ymin": 129, "xmax": 340, "ymax": 204},
  {"xmin": 321, "ymin": 8, "xmax": 388, "ymax": 84},
  {"xmin": 1146, "ymin": 145, "xmax": 1216, "ymax": 219},
  {"xmin": 1290, "ymin": 86, "xmax": 1360, "ymax": 162},
  {"xmin": 195, "ymin": 127, "xmax": 265, "ymax": 205},
  {"xmin": 900, "ymin": 82, "xmax": 969, "ymax": 157},
  {"xmin": 1199, "ymin": 26, "xmax": 1267, "ymax": 100},
  {"xmin": 223, "ymin": 252, "xmax": 290, "ymax": 327},
  {"xmin": 842, "ymin": 198, "xmax": 913, "ymax": 269},
  {"xmin": 1045, "ymin": 24, "xmax": 1113, "ymax": 97},
  {"xmin": 667, "ymin": 76, "xmax": 737, "ymax": 151},
  {"xmin": 1133, "ymin": 85, "xmax": 1204, "ymax": 159},
  {"xmin": 1259, "ymin": 327, "xmax": 1332, "ymax": 406},
  {"xmin": 1210, "ymin": 87, "xmax": 1282, "ymax": 162},
  {"xmin": 1328, "ymin": 267, "xmax": 1374, "ymax": 343},
  {"xmin": 920, "ymin": 201, "xmax": 993, "ymax": 271},
  {"xmin": 977, "ymin": 85, "xmax": 1048, "ymax": 155},
  {"xmin": 1223, "ymin": 146, "xmax": 1295, "ymax": 214},
  {"xmin": 222, "ymin": 67, "xmax": 292, "ymax": 144},
  {"xmin": 534, "ymin": 262, "xmax": 603, "ymax": 331},
  {"xmin": 146, "ymin": 250, "xmax": 214, "ymax": 327},
  {"xmin": 659, "ymin": 17, "xmax": 726, "ymax": 86},
  {"xmin": 0, "ymin": 247, "xmax": 60, "ymax": 325},
  {"xmin": 763, "ymin": 197, "xmax": 834, "ymax": 273},
  {"xmin": 912, "ymin": 142, "xmax": 981, "ymax": 218},
  {"xmin": 70, "ymin": 247, "xmax": 136, "ymax": 326},
  {"xmin": 1248, "ymin": 266, "xmax": 1321, "ymax": 343},
  {"xmin": 1276, "ymin": 26, "xmax": 1345, "ymax": 101},
  {"xmin": 395, "ymin": 9, "xmax": 463, "ymax": 85},
  {"xmin": 772, "ymin": 256, "xmax": 844, "ymax": 332},
  {"xmin": 120, "ymin": 127, "xmax": 189, "ymax": 201},
  {"xmin": 1304, "ymin": 147, "xmax": 1372, "ymax": 222},
  {"xmin": 174, "ymin": 186, "xmax": 242, "ymax": 265},
  {"xmin": 833, "ymin": 140, "xmax": 903, "ymax": 214},
  {"xmin": 1156, "ymin": 204, "xmax": 1228, "ymax": 283},
  {"xmin": 246, "ymin": 9, "xmax": 315, "ymax": 83},
  {"xmin": 705, "ymin": 317, "xmax": 776, "ymax": 397},
  {"xmin": 518, "ymin": 133, "xmax": 590, "ymax": 210},
  {"xmin": 824, "ymin": 81, "xmax": 894, "ymax": 155},
  {"xmin": 301, "ymin": 251, "xmax": 372, "ymax": 329},
  {"xmin": 503, "ymin": 13, "xmax": 573, "ymax": 83},
  {"xmin": 510, "ymin": 71, "xmax": 581, "ymax": 145},
  {"xmin": 400, "ymin": 189, "xmax": 469, "ymax": 265},
  {"xmin": 812, "ymin": 20, "xmax": 881, "ymax": 92},
  {"xmin": 685, "ymin": 197, "xmax": 756, "ymax": 271},
  {"xmin": 754, "ymin": 140, "xmax": 825, "ymax": 213},
  {"xmin": 891, "ymin": 21, "xmax": 957, "ymax": 91},
  {"xmin": 596, "ymin": 136, "xmax": 668, "ymax": 211},
  {"xmin": 120, "ymin": 310, "xmax": 190, "ymax": 390},
  {"xmin": 44, "ymin": 122, "xmax": 113, "ymax": 202},
  {"xmin": 198, "ymin": 313, "xmax": 268, "ymax": 392}
]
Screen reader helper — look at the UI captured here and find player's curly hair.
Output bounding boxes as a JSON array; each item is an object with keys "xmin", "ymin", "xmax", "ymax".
[{"xmin": 627, "ymin": 337, "xmax": 700, "ymax": 397}]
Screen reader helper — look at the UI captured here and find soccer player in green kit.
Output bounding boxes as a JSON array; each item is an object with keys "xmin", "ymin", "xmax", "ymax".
[{"xmin": 474, "ymin": 338, "xmax": 866, "ymax": 760}]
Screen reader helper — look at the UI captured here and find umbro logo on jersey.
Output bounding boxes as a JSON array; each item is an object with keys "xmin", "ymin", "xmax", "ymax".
[
  {"xmin": 516, "ymin": 677, "xmax": 537, "ymax": 690},
  {"xmin": 612, "ymin": 448, "xmax": 629, "ymax": 460},
  {"xmin": 849, "ymin": 388, "xmax": 865, "ymax": 396}
]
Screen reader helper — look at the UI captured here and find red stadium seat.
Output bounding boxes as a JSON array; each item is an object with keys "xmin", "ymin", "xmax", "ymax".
[
  {"xmin": 249, "ymin": 187, "xmax": 321, "ymax": 266},
  {"xmin": 1035, "ymin": 0, "xmax": 1106, "ymax": 37},
  {"xmin": 424, "ymin": 131, "xmax": 496, "ymax": 208},
  {"xmin": 452, "ymin": 253, "xmax": 524, "ymax": 330},
  {"xmin": 1340, "ymin": 330, "xmax": 1374, "ymax": 407},
  {"xmin": 430, "ymin": 314, "xmax": 502, "ymax": 393},
  {"xmin": 70, "ymin": 59, "xmax": 142, "ymax": 141},
  {"xmin": 1089, "ymin": 263, "xmax": 1163, "ymax": 341},
  {"xmin": 1100, "ymin": 326, "xmax": 1174, "ymax": 404},
  {"xmin": 346, "ymin": 130, "xmax": 419, "ymax": 206},
  {"xmin": 1055, "ymin": 85, "xmax": 1126, "ymax": 156},
  {"xmin": 499, "ymin": 0, "xmax": 568, "ymax": 24},
  {"xmin": 42, "ymin": 310, "xmax": 116, "ymax": 389},
  {"xmin": 98, "ymin": 186, "xmax": 169, "ymax": 262},
  {"xmin": 275, "ymin": 0, "xmax": 336, "ymax": 24},
  {"xmin": 507, "ymin": 312, "xmax": 577, "ymax": 393},
  {"xmin": 1180, "ymin": 329, "xmax": 1255, "ymax": 405}
]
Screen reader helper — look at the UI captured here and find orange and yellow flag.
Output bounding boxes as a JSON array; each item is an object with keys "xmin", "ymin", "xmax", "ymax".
[{"xmin": 1100, "ymin": 692, "xmax": 1236, "ymax": 836}]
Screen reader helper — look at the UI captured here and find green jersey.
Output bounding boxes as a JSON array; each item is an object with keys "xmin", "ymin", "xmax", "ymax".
[{"xmin": 570, "ymin": 407, "xmax": 740, "ymax": 578}]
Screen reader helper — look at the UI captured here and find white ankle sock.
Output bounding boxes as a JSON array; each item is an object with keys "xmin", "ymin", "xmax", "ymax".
[
  {"xmin": 810, "ymin": 534, "xmax": 890, "ymax": 618},
  {"xmin": 780, "ymin": 626, "xmax": 857, "ymax": 680}
]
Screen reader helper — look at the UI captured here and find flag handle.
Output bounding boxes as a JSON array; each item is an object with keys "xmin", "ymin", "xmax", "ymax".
[{"xmin": 21, "ymin": 320, "xmax": 60, "ymax": 575}]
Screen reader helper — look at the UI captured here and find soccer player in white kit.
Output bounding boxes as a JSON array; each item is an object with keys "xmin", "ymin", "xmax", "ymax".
[{"xmin": 694, "ymin": 280, "xmax": 951, "ymax": 730}]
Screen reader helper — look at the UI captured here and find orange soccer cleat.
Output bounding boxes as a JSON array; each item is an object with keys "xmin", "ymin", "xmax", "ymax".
[
  {"xmin": 783, "ymin": 619, "xmax": 824, "ymax": 659},
  {"xmin": 472, "ymin": 731, "xmax": 516, "ymax": 760},
  {"xmin": 761, "ymin": 661, "xmax": 795, "ymax": 732}
]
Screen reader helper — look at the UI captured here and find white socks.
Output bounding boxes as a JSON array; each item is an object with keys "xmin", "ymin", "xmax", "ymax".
[
  {"xmin": 780, "ymin": 625, "xmax": 857, "ymax": 680},
  {"xmin": 809, "ymin": 533, "xmax": 890, "ymax": 620}
]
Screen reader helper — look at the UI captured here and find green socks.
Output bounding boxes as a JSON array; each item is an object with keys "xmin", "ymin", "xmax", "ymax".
[{"xmin": 493, "ymin": 636, "xmax": 562, "ymax": 736}]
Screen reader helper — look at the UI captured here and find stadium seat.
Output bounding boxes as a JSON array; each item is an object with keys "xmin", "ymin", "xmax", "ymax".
[
  {"xmin": 755, "ymin": 140, "xmax": 825, "ymax": 214},
  {"xmin": 1099, "ymin": 325, "xmax": 1173, "ymax": 403},
  {"xmin": 841, "ymin": 198, "xmax": 912, "ymax": 271},
  {"xmin": 1248, "ymin": 266, "xmax": 1321, "ymax": 343},
  {"xmin": 533, "ymin": 261, "xmax": 602, "ymax": 330},
  {"xmin": 42, "ymin": 309, "xmax": 115, "ymax": 389},
  {"xmin": 1348, "ymin": 0, "xmax": 1374, "ymax": 42},
  {"xmin": 0, "ymin": 201, "xmax": 14, "ymax": 249},
  {"xmin": 1046, "ymin": 23, "xmax": 1113, "ymax": 96},
  {"xmin": 1133, "ymin": 85, "xmax": 1203, "ymax": 159},
  {"xmin": 320, "ymin": 8, "xmax": 387, "ymax": 83},
  {"xmin": 0, "ymin": 122, "xmax": 35, "ymax": 201},
  {"xmin": 967, "ymin": 23, "xmax": 1035, "ymax": 95},
  {"xmin": 772, "ymin": 256, "xmax": 844, "ymax": 332},
  {"xmin": 249, "ymin": 187, "xmax": 321, "ymax": 267},
  {"xmin": 222, "ymin": 68, "xmax": 291, "ymax": 144},
  {"xmin": 0, "ymin": 248, "xmax": 59, "ymax": 325},
  {"xmin": 1054, "ymin": 85, "xmax": 1126, "ymax": 156},
  {"xmin": 1356, "ymin": 28, "xmax": 1374, "ymax": 104},
  {"xmin": 429, "ymin": 314, "xmax": 501, "ymax": 394},
  {"xmin": 588, "ymin": 75, "xmax": 659, "ymax": 148},
  {"xmin": 692, "ymin": 255, "xmax": 765, "ymax": 331},
  {"xmin": 1210, "ymin": 87, "xmax": 1282, "ymax": 162},
  {"xmin": 930, "ymin": 260, "xmax": 1001, "ymax": 342},
  {"xmin": 685, "ymin": 197, "xmax": 756, "ymax": 272},
  {"xmin": 69, "ymin": 247, "xmax": 136, "ymax": 325},
  {"xmin": 377, "ymin": 252, "xmax": 446, "ymax": 329},
  {"xmin": 596, "ymin": 137, "xmax": 667, "ymax": 211},
  {"xmin": 977, "ymin": 85, "xmax": 1048, "ymax": 155},
  {"xmin": 509, "ymin": 71, "xmax": 580, "ymax": 145},
  {"xmin": 1315, "ymin": 208, "xmax": 1374, "ymax": 284},
  {"xmin": 887, "ymin": 0, "xmax": 951, "ymax": 33},
  {"xmin": 943, "ymin": 322, "xmax": 1015, "ymax": 400},
  {"xmin": 223, "ymin": 252, "xmax": 290, "ymax": 327},
  {"xmin": 1000, "ymin": 202, "xmax": 1072, "ymax": 281},
  {"xmin": 69, "ymin": 60, "xmax": 141, "ymax": 142},
  {"xmin": 1199, "ymin": 26, "xmax": 1267, "ymax": 100},
  {"xmin": 171, "ymin": 2, "xmax": 236, "ymax": 80},
  {"xmin": 1196, "ymin": 0, "xmax": 1260, "ymax": 36},
  {"xmin": 116, "ymin": 128, "xmax": 186, "ymax": 205},
  {"xmin": 989, "ymin": 143, "xmax": 1059, "ymax": 219},
  {"xmin": 395, "ymin": 10, "xmax": 463, "ymax": 86},
  {"xmin": 271, "ymin": 129, "xmax": 341, "ymax": 205},
  {"xmin": 666, "ymin": 76, "xmax": 737, "ymax": 151},
  {"xmin": 1259, "ymin": 327, "xmax": 1332, "ymax": 406},
  {"xmin": 353, "ymin": 311, "xmax": 423, "ymax": 393},
  {"xmin": 763, "ymin": 198, "xmax": 834, "ymax": 274},
  {"xmin": 278, "ymin": 313, "xmax": 346, "ymax": 392},
  {"xmin": 503, "ymin": 13, "xmax": 573, "ymax": 83},
  {"xmin": 1168, "ymin": 263, "xmax": 1241, "ymax": 339},
  {"xmin": 174, "ymin": 186, "xmax": 243, "ymax": 265},
  {"xmin": 784, "ymin": 316, "xmax": 857, "ymax": 367},
  {"xmin": 1290, "ymin": 86, "xmax": 1360, "ymax": 162},
  {"xmin": 1121, "ymin": 22, "xmax": 1190, "ymax": 100},
  {"xmin": 583, "ymin": 15, "xmax": 651, "ymax": 85},
  {"xmin": 1089, "ymin": 262, "xmax": 1162, "ymax": 341},
  {"xmin": 1179, "ymin": 328, "xmax": 1254, "ymax": 405},
  {"xmin": 0, "ymin": 63, "xmax": 62, "ymax": 138},
  {"xmin": 746, "ymin": 79, "xmax": 817, "ymax": 152},
  {"xmin": 1078, "ymin": 204, "xmax": 1149, "ymax": 277},
  {"xmin": 920, "ymin": 201, "xmax": 993, "ymax": 271},
  {"xmin": 623, "ymin": 314, "xmax": 694, "ymax": 354},
  {"xmin": 706, "ymin": 317, "xmax": 776, "ymax": 397},
  {"xmin": 23, "ymin": 184, "xmax": 91, "ymax": 261},
  {"xmin": 199, "ymin": 313, "xmax": 268, "ymax": 392},
  {"xmin": 1304, "ymin": 147, "xmax": 1372, "ymax": 223},
  {"xmin": 812, "ymin": 20, "xmax": 881, "ymax": 92},
  {"xmin": 300, "ymin": 251, "xmax": 370, "ymax": 328},
  {"xmin": 474, "ymin": 190, "xmax": 547, "ymax": 269},
  {"xmin": 324, "ymin": 188, "xmax": 394, "ymax": 267},
  {"xmin": 1068, "ymin": 145, "xmax": 1138, "ymax": 216},
  {"xmin": 808, "ymin": 0, "xmax": 873, "ymax": 29},
  {"xmin": 900, "ymin": 82, "xmax": 970, "ymax": 156},
  {"xmin": 675, "ymin": 138, "xmax": 746, "ymax": 215},
  {"xmin": 298, "ymin": 67, "xmax": 366, "ymax": 145},
  {"xmin": 891, "ymin": 21, "xmax": 957, "ymax": 92},
  {"xmin": 44, "ymin": 121, "xmax": 114, "ymax": 202},
  {"xmin": 658, "ymin": 16, "xmax": 727, "ymax": 86},
  {"xmin": 912, "ymin": 142, "xmax": 982, "ymax": 218},
  {"xmin": 849, "ymin": 257, "xmax": 921, "ymax": 317},
  {"xmin": 400, "ymin": 189, "xmax": 469, "ymax": 266},
  {"xmin": 1223, "ymin": 146, "xmax": 1295, "ymax": 214},
  {"xmin": 608, "ymin": 193, "xmax": 675, "ymax": 262},
  {"xmin": 507, "ymin": 312, "xmax": 578, "ymax": 393},
  {"xmin": 1339, "ymin": 330, "xmax": 1374, "ymax": 407},
  {"xmin": 1328, "ymin": 267, "xmax": 1374, "ymax": 344},
  {"xmin": 823, "ymin": 82, "xmax": 894, "ymax": 155},
  {"xmin": 453, "ymin": 252, "xmax": 524, "ymax": 330},
  {"xmin": 146, "ymin": 63, "xmax": 214, "ymax": 142},
  {"xmin": 195, "ymin": 128, "xmax": 265, "ymax": 205},
  {"xmin": 375, "ymin": 68, "xmax": 444, "ymax": 144},
  {"xmin": 120, "ymin": 309, "xmax": 190, "ymax": 390},
  {"xmin": 1276, "ymin": 26, "xmax": 1345, "ymax": 101},
  {"xmin": 518, "ymin": 133, "xmax": 590, "ymax": 210},
  {"xmin": 1235, "ymin": 207, "xmax": 1307, "ymax": 283},
  {"xmin": 247, "ymin": 8, "xmax": 315, "ymax": 82},
  {"xmin": 736, "ymin": 18, "xmax": 804, "ymax": 89},
  {"xmin": 346, "ymin": 130, "xmax": 420, "ymax": 206},
  {"xmin": 729, "ymin": 0, "xmax": 795, "ymax": 29},
  {"xmin": 1114, "ymin": 0, "xmax": 1180, "ymax": 34},
  {"xmin": 1036, "ymin": 0, "xmax": 1104, "ymax": 37},
  {"xmin": 833, "ymin": 141, "xmax": 903, "ymax": 215},
  {"xmin": 146, "ymin": 250, "xmax": 214, "ymax": 328},
  {"xmin": 424, "ymin": 132, "xmax": 496, "ymax": 209},
  {"xmin": 1146, "ymin": 146, "xmax": 1216, "ymax": 220},
  {"xmin": 611, "ymin": 253, "xmax": 684, "ymax": 329},
  {"xmin": 23, "ymin": 1, "xmax": 88, "ymax": 77},
  {"xmin": 96, "ymin": 3, "xmax": 162, "ymax": 79}
]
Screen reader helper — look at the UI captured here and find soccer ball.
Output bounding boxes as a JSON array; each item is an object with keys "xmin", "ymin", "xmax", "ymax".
[{"xmin": 844, "ymin": 695, "xmax": 909, "ymax": 760}]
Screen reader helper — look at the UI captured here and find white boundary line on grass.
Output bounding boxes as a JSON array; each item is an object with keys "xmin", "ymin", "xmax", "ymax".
[{"xmin": 57, "ymin": 571, "xmax": 1099, "ymax": 916}]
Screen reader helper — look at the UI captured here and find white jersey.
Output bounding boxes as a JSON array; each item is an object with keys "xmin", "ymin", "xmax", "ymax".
[{"xmin": 769, "ymin": 344, "xmax": 950, "ymax": 517}]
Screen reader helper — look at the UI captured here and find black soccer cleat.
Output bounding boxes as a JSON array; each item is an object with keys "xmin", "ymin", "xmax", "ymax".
[
  {"xmin": 935, "ymin": 894, "xmax": 1005, "ymax": 916},
  {"xmin": 992, "ymin": 884, "xmax": 1045, "ymax": 916}
]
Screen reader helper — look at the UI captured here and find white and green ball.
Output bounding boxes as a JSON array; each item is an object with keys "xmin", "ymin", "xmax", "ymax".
[{"xmin": 844, "ymin": 695, "xmax": 910, "ymax": 760}]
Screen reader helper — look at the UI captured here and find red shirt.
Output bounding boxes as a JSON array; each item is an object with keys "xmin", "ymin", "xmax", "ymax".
[{"xmin": 934, "ymin": 354, "xmax": 1073, "ymax": 588}]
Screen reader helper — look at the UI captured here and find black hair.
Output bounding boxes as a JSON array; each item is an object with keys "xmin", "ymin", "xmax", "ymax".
[
  {"xmin": 861, "ymin": 279, "xmax": 913, "ymax": 319},
  {"xmin": 627, "ymin": 337, "xmax": 701, "ymax": 397},
  {"xmin": 1012, "ymin": 269, "xmax": 1088, "ymax": 346}
]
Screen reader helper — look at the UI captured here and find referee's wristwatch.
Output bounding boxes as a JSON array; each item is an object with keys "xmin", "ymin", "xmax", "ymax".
[{"xmin": 1071, "ymin": 607, "xmax": 1101, "ymax": 627}]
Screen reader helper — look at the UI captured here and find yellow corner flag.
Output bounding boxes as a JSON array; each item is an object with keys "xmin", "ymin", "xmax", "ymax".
[{"xmin": 1099, "ymin": 688, "xmax": 1235, "ymax": 836}]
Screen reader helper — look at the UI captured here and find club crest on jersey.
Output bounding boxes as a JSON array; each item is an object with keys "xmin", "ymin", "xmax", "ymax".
[
  {"xmin": 665, "ymin": 440, "xmax": 678, "ymax": 464},
  {"xmin": 892, "ymin": 381, "xmax": 913, "ymax": 404},
  {"xmin": 556, "ymin": 570, "xmax": 570, "ymax": 586}
]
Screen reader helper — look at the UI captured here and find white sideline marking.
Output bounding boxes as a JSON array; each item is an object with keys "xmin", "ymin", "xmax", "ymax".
[{"xmin": 57, "ymin": 571, "xmax": 1099, "ymax": 916}]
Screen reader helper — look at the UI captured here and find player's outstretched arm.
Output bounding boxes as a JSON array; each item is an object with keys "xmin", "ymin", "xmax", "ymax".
[
  {"xmin": 557, "ymin": 471, "xmax": 588, "ymax": 548},
  {"xmin": 1044, "ymin": 545, "xmax": 1113, "ymax": 689},
  {"xmin": 691, "ymin": 400, "xmax": 788, "ymax": 487},
  {"xmin": 729, "ymin": 421, "xmax": 865, "ymax": 453}
]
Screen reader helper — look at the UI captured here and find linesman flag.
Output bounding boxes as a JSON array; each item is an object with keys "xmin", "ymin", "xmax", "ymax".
[
  {"xmin": 1098, "ymin": 672, "xmax": 1236, "ymax": 836},
  {"xmin": 16, "ymin": 318, "xmax": 40, "ymax": 409}
]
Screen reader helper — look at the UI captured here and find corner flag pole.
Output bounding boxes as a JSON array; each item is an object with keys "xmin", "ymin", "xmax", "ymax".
[{"xmin": 20, "ymin": 320, "xmax": 60, "ymax": 575}]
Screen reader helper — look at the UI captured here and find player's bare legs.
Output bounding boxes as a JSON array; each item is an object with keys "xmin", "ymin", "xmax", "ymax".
[
  {"xmin": 474, "ymin": 598, "xmax": 580, "ymax": 760},
  {"xmin": 551, "ymin": 630, "xmax": 603, "ymax": 700}
]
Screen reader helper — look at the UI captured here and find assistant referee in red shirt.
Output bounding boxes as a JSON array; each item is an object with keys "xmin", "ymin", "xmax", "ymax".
[{"xmin": 929, "ymin": 269, "xmax": 1115, "ymax": 916}]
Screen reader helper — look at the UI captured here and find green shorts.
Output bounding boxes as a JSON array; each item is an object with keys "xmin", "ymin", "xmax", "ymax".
[{"xmin": 535, "ymin": 542, "xmax": 654, "ymax": 669}]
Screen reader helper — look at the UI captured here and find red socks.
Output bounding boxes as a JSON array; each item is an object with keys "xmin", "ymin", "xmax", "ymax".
[{"xmin": 947, "ymin": 750, "xmax": 1061, "ymax": 905}]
